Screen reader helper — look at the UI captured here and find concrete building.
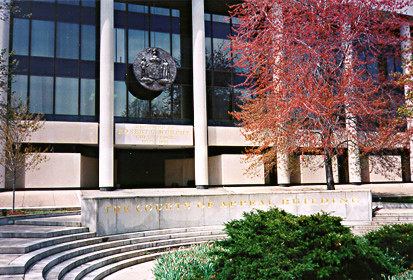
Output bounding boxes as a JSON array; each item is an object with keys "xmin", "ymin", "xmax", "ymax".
[{"xmin": 0, "ymin": 0, "xmax": 412, "ymax": 190}]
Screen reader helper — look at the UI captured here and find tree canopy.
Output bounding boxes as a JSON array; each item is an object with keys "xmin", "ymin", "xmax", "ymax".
[{"xmin": 230, "ymin": 0, "xmax": 413, "ymax": 189}]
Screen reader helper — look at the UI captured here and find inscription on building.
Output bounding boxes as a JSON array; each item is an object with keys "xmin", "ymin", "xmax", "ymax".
[
  {"xmin": 104, "ymin": 197, "xmax": 361, "ymax": 214},
  {"xmin": 115, "ymin": 124, "xmax": 193, "ymax": 146}
]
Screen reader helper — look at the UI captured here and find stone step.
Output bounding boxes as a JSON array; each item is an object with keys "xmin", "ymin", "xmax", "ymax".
[
  {"xmin": 0, "ymin": 225, "xmax": 89, "ymax": 239},
  {"xmin": 0, "ymin": 234, "xmax": 102, "ymax": 276},
  {"xmin": 0, "ymin": 232, "xmax": 96, "ymax": 254},
  {"xmin": 27, "ymin": 230, "xmax": 223, "ymax": 280},
  {"xmin": 54, "ymin": 232, "xmax": 224, "ymax": 280},
  {"xmin": 78, "ymin": 238, "xmax": 225, "ymax": 280},
  {"xmin": 14, "ymin": 216, "xmax": 81, "ymax": 227},
  {"xmin": 374, "ymin": 209, "xmax": 413, "ymax": 216},
  {"xmin": 0, "ymin": 226, "xmax": 224, "ymax": 277}
]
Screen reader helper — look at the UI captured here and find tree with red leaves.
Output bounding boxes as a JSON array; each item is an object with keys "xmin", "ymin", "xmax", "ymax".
[{"xmin": 230, "ymin": 0, "xmax": 413, "ymax": 190}]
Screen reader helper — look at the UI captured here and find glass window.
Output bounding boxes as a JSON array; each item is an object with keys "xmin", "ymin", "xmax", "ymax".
[
  {"xmin": 12, "ymin": 19, "xmax": 29, "ymax": 55},
  {"xmin": 171, "ymin": 9, "xmax": 179, "ymax": 17},
  {"xmin": 55, "ymin": 77, "xmax": 79, "ymax": 115},
  {"xmin": 31, "ymin": 20, "xmax": 55, "ymax": 57},
  {"xmin": 172, "ymin": 34, "xmax": 181, "ymax": 64},
  {"xmin": 30, "ymin": 76, "xmax": 53, "ymax": 114},
  {"xmin": 81, "ymin": 0, "xmax": 95, "ymax": 7},
  {"xmin": 150, "ymin": 6, "xmax": 169, "ymax": 16},
  {"xmin": 213, "ymin": 87, "xmax": 232, "ymax": 120},
  {"xmin": 114, "ymin": 81, "xmax": 127, "ymax": 117},
  {"xmin": 57, "ymin": 22, "xmax": 80, "ymax": 59},
  {"xmin": 152, "ymin": 88, "xmax": 171, "ymax": 119},
  {"xmin": 81, "ymin": 24, "xmax": 96, "ymax": 60},
  {"xmin": 115, "ymin": 28, "xmax": 126, "ymax": 63},
  {"xmin": 80, "ymin": 78, "xmax": 95, "ymax": 115},
  {"xmin": 128, "ymin": 29, "xmax": 148, "ymax": 63},
  {"xmin": 57, "ymin": 0, "xmax": 79, "ymax": 5},
  {"xmin": 128, "ymin": 94, "xmax": 149, "ymax": 118},
  {"xmin": 128, "ymin": 4, "xmax": 147, "ymax": 13},
  {"xmin": 114, "ymin": 2, "xmax": 126, "ymax": 11},
  {"xmin": 11, "ymin": 75, "xmax": 28, "ymax": 104},
  {"xmin": 150, "ymin": 32, "xmax": 170, "ymax": 53}
]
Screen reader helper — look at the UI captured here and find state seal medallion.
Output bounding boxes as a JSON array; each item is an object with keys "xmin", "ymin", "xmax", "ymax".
[{"xmin": 133, "ymin": 47, "xmax": 177, "ymax": 92}]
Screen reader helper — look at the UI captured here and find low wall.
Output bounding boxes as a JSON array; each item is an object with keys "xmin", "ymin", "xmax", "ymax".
[{"xmin": 81, "ymin": 189, "xmax": 372, "ymax": 236}]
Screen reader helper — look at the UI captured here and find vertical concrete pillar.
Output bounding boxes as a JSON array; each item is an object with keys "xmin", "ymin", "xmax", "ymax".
[
  {"xmin": 99, "ymin": 0, "xmax": 114, "ymax": 191},
  {"xmin": 277, "ymin": 152, "xmax": 290, "ymax": 186},
  {"xmin": 342, "ymin": 24, "xmax": 362, "ymax": 185},
  {"xmin": 401, "ymin": 23, "xmax": 412, "ymax": 181},
  {"xmin": 0, "ymin": 0, "xmax": 10, "ymax": 189},
  {"xmin": 192, "ymin": 0, "xmax": 208, "ymax": 188}
]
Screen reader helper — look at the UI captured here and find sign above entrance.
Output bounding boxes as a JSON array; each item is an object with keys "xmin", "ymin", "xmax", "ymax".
[
  {"xmin": 133, "ymin": 48, "xmax": 177, "ymax": 92},
  {"xmin": 115, "ymin": 124, "xmax": 193, "ymax": 147}
]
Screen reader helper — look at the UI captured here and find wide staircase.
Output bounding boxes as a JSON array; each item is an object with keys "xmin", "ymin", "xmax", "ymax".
[
  {"xmin": 0, "ymin": 209, "xmax": 412, "ymax": 280},
  {"xmin": 347, "ymin": 209, "xmax": 413, "ymax": 236},
  {"xmin": 0, "ymin": 212, "xmax": 225, "ymax": 280}
]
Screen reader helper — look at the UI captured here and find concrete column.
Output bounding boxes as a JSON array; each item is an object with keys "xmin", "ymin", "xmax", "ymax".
[
  {"xmin": 99, "ymin": 0, "xmax": 114, "ymax": 191},
  {"xmin": 192, "ymin": 0, "xmax": 208, "ymax": 188},
  {"xmin": 401, "ymin": 23, "xmax": 412, "ymax": 181},
  {"xmin": 342, "ymin": 24, "xmax": 362, "ymax": 185},
  {"xmin": 277, "ymin": 152, "xmax": 290, "ymax": 186},
  {"xmin": 0, "ymin": 0, "xmax": 10, "ymax": 189}
]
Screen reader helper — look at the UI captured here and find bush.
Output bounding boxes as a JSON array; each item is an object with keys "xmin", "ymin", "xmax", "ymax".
[
  {"xmin": 364, "ymin": 223, "xmax": 413, "ymax": 270},
  {"xmin": 212, "ymin": 208, "xmax": 399, "ymax": 280},
  {"xmin": 152, "ymin": 243, "xmax": 218, "ymax": 280}
]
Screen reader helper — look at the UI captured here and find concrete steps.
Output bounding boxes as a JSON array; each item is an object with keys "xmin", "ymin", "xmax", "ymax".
[
  {"xmin": 0, "ymin": 214, "xmax": 225, "ymax": 280},
  {"xmin": 349, "ymin": 209, "xmax": 413, "ymax": 235},
  {"xmin": 2, "ymin": 208, "xmax": 411, "ymax": 280}
]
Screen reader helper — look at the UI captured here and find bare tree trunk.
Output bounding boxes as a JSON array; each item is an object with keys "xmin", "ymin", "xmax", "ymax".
[
  {"xmin": 12, "ymin": 169, "xmax": 15, "ymax": 212},
  {"xmin": 325, "ymin": 151, "xmax": 335, "ymax": 190}
]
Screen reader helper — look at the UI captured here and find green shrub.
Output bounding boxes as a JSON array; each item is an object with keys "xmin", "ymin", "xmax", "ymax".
[
  {"xmin": 152, "ymin": 243, "xmax": 218, "ymax": 280},
  {"xmin": 364, "ymin": 223, "xmax": 413, "ymax": 270},
  {"xmin": 212, "ymin": 208, "xmax": 399, "ymax": 280}
]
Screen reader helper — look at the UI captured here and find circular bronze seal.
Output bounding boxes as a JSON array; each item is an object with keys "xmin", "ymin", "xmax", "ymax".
[{"xmin": 133, "ymin": 47, "xmax": 177, "ymax": 92}]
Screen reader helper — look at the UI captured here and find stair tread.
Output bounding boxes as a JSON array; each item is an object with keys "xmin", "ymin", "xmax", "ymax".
[{"xmin": 44, "ymin": 231, "xmax": 224, "ymax": 280}]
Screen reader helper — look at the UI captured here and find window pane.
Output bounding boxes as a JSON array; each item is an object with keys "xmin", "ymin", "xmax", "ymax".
[
  {"xmin": 172, "ymin": 85, "xmax": 182, "ymax": 119},
  {"xmin": 115, "ymin": 28, "xmax": 126, "ymax": 63},
  {"xmin": 82, "ymin": 0, "xmax": 95, "ymax": 7},
  {"xmin": 152, "ymin": 88, "xmax": 171, "ymax": 119},
  {"xmin": 214, "ymin": 87, "xmax": 231, "ymax": 120},
  {"xmin": 57, "ymin": 22, "xmax": 79, "ymax": 59},
  {"xmin": 128, "ymin": 94, "xmax": 149, "ymax": 118},
  {"xmin": 56, "ymin": 77, "xmax": 79, "ymax": 115},
  {"xmin": 31, "ymin": 20, "xmax": 55, "ymax": 57},
  {"xmin": 11, "ymin": 75, "xmax": 28, "ymax": 104},
  {"xmin": 57, "ymin": 0, "xmax": 79, "ymax": 5},
  {"xmin": 128, "ymin": 4, "xmax": 147, "ymax": 13},
  {"xmin": 30, "ymin": 76, "xmax": 53, "ymax": 114},
  {"xmin": 150, "ymin": 6, "xmax": 169, "ymax": 16},
  {"xmin": 128, "ymin": 29, "xmax": 148, "ymax": 63},
  {"xmin": 80, "ymin": 78, "xmax": 95, "ymax": 115},
  {"xmin": 150, "ymin": 32, "xmax": 170, "ymax": 53},
  {"xmin": 114, "ymin": 81, "xmax": 127, "ymax": 116},
  {"xmin": 81, "ymin": 24, "xmax": 96, "ymax": 60},
  {"xmin": 172, "ymin": 34, "xmax": 180, "ymax": 65},
  {"xmin": 12, "ymin": 19, "xmax": 29, "ymax": 55}
]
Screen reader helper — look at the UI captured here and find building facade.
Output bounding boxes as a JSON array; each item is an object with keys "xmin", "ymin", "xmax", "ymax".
[{"xmin": 1, "ymin": 0, "xmax": 412, "ymax": 190}]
